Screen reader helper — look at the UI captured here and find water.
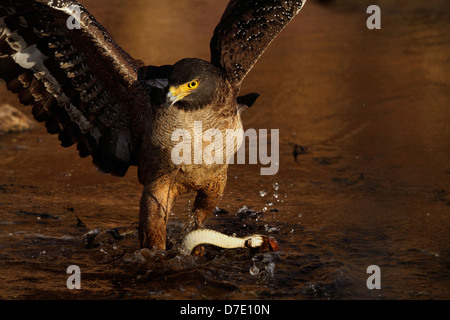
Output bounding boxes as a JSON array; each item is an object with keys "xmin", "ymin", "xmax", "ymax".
[{"xmin": 1, "ymin": 0, "xmax": 450, "ymax": 299}]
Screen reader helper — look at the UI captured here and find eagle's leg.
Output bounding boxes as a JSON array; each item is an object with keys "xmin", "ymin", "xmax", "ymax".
[
  {"xmin": 192, "ymin": 173, "xmax": 227, "ymax": 228},
  {"xmin": 139, "ymin": 177, "xmax": 178, "ymax": 249}
]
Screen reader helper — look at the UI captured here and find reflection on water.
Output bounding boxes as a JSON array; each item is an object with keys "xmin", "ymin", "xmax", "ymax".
[{"xmin": 1, "ymin": 0, "xmax": 449, "ymax": 299}]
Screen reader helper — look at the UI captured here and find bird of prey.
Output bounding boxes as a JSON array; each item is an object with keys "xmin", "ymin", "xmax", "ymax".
[{"xmin": 0, "ymin": 0, "xmax": 306, "ymax": 250}]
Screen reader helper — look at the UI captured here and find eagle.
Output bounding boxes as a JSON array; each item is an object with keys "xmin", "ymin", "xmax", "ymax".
[{"xmin": 0, "ymin": 0, "xmax": 306, "ymax": 250}]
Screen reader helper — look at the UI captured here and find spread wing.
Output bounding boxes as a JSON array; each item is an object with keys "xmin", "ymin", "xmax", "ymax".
[
  {"xmin": 210, "ymin": 0, "xmax": 306, "ymax": 87},
  {"xmin": 0, "ymin": 0, "xmax": 151, "ymax": 177}
]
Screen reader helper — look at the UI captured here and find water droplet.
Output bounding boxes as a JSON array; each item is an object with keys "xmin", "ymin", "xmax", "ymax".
[
  {"xmin": 250, "ymin": 261, "xmax": 259, "ymax": 276},
  {"xmin": 265, "ymin": 262, "xmax": 276, "ymax": 275},
  {"xmin": 266, "ymin": 202, "xmax": 273, "ymax": 207},
  {"xmin": 260, "ymin": 190, "xmax": 267, "ymax": 197},
  {"xmin": 273, "ymin": 193, "xmax": 279, "ymax": 199},
  {"xmin": 273, "ymin": 182, "xmax": 279, "ymax": 191}
]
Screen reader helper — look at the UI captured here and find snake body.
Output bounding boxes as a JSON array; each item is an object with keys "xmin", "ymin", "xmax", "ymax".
[
  {"xmin": 83, "ymin": 225, "xmax": 280, "ymax": 254},
  {"xmin": 181, "ymin": 229, "xmax": 280, "ymax": 254}
]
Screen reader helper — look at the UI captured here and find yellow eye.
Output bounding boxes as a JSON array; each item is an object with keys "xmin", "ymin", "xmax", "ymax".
[{"xmin": 187, "ymin": 79, "xmax": 199, "ymax": 89}]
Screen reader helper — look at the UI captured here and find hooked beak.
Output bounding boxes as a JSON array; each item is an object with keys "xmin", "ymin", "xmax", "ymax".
[{"xmin": 166, "ymin": 86, "xmax": 190, "ymax": 107}]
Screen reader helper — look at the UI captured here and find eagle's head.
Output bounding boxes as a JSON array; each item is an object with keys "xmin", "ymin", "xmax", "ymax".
[{"xmin": 166, "ymin": 58, "xmax": 227, "ymax": 110}]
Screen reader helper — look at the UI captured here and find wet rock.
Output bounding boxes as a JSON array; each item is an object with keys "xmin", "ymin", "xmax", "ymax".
[
  {"xmin": 83, "ymin": 226, "xmax": 138, "ymax": 248},
  {"xmin": 0, "ymin": 104, "xmax": 35, "ymax": 134},
  {"xmin": 213, "ymin": 207, "xmax": 228, "ymax": 215}
]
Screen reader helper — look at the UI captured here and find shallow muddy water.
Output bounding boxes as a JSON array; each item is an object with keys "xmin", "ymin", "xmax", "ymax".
[{"xmin": 1, "ymin": 0, "xmax": 449, "ymax": 300}]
